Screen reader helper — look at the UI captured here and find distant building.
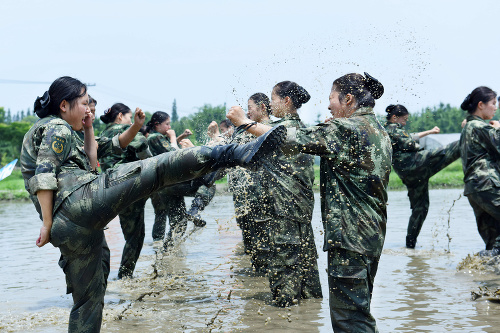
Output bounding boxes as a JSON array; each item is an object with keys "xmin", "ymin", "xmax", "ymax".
[{"xmin": 418, "ymin": 133, "xmax": 461, "ymax": 150}]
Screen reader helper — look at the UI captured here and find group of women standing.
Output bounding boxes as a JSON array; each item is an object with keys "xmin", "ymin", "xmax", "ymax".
[{"xmin": 20, "ymin": 73, "xmax": 500, "ymax": 332}]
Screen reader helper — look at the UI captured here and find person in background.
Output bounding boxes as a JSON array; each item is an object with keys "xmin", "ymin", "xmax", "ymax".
[
  {"xmin": 99, "ymin": 103, "xmax": 152, "ymax": 279},
  {"xmin": 228, "ymin": 72, "xmax": 391, "ymax": 332},
  {"xmin": 460, "ymin": 86, "xmax": 500, "ymax": 256},
  {"xmin": 384, "ymin": 104, "xmax": 461, "ymax": 248},
  {"xmin": 229, "ymin": 81, "xmax": 322, "ymax": 308}
]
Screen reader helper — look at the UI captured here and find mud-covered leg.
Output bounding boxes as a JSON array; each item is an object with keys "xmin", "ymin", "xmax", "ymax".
[
  {"xmin": 251, "ymin": 220, "xmax": 271, "ymax": 275},
  {"xmin": 328, "ymin": 248, "xmax": 379, "ymax": 333},
  {"xmin": 163, "ymin": 195, "xmax": 188, "ymax": 250},
  {"xmin": 405, "ymin": 180, "xmax": 429, "ymax": 248},
  {"xmin": 186, "ymin": 185, "xmax": 216, "ymax": 227},
  {"xmin": 118, "ymin": 197, "xmax": 147, "ymax": 279},
  {"xmin": 300, "ymin": 223, "xmax": 322, "ymax": 299},
  {"xmin": 151, "ymin": 191, "xmax": 168, "ymax": 241}
]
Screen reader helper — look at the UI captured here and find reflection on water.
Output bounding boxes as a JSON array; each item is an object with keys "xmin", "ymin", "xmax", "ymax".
[{"xmin": 1, "ymin": 188, "xmax": 500, "ymax": 332}]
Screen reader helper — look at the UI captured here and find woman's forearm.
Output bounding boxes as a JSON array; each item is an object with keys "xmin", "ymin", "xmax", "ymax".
[
  {"xmin": 118, "ymin": 122, "xmax": 141, "ymax": 149},
  {"xmin": 36, "ymin": 189, "xmax": 54, "ymax": 247},
  {"xmin": 84, "ymin": 126, "xmax": 98, "ymax": 170}
]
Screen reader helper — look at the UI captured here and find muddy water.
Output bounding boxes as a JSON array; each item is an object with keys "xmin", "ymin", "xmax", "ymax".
[{"xmin": 2, "ymin": 188, "xmax": 500, "ymax": 332}]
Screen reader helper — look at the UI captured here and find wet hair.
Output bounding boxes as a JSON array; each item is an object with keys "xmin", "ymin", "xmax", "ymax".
[
  {"xmin": 385, "ymin": 104, "xmax": 409, "ymax": 120},
  {"xmin": 460, "ymin": 86, "xmax": 497, "ymax": 113},
  {"xmin": 219, "ymin": 119, "xmax": 233, "ymax": 128},
  {"xmin": 146, "ymin": 111, "xmax": 170, "ymax": 133},
  {"xmin": 139, "ymin": 126, "xmax": 148, "ymax": 136},
  {"xmin": 33, "ymin": 76, "xmax": 87, "ymax": 118},
  {"xmin": 273, "ymin": 81, "xmax": 310, "ymax": 109},
  {"xmin": 100, "ymin": 103, "xmax": 132, "ymax": 124},
  {"xmin": 88, "ymin": 95, "xmax": 97, "ymax": 106},
  {"xmin": 332, "ymin": 72, "xmax": 384, "ymax": 108},
  {"xmin": 249, "ymin": 92, "xmax": 271, "ymax": 116}
]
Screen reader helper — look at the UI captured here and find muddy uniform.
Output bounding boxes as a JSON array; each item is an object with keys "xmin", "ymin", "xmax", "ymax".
[
  {"xmin": 228, "ymin": 131, "xmax": 272, "ymax": 273},
  {"xmin": 21, "ymin": 116, "xmax": 234, "ymax": 333},
  {"xmin": 384, "ymin": 122, "xmax": 460, "ymax": 248},
  {"xmin": 460, "ymin": 115, "xmax": 500, "ymax": 250},
  {"xmin": 285, "ymin": 107, "xmax": 392, "ymax": 332},
  {"xmin": 147, "ymin": 131, "xmax": 215, "ymax": 244},
  {"xmin": 259, "ymin": 114, "xmax": 322, "ymax": 307},
  {"xmin": 99, "ymin": 123, "xmax": 152, "ymax": 279}
]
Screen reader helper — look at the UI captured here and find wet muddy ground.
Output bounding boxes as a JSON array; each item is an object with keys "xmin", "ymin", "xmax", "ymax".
[{"xmin": 2, "ymin": 188, "xmax": 500, "ymax": 332}]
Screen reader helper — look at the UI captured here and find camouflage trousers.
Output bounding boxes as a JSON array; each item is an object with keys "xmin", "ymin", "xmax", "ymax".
[
  {"xmin": 397, "ymin": 141, "xmax": 460, "ymax": 242},
  {"xmin": 268, "ymin": 218, "xmax": 322, "ymax": 307},
  {"xmin": 117, "ymin": 197, "xmax": 148, "ymax": 279},
  {"xmin": 328, "ymin": 248, "xmax": 380, "ymax": 333},
  {"xmin": 49, "ymin": 146, "xmax": 217, "ymax": 333},
  {"xmin": 151, "ymin": 183, "xmax": 215, "ymax": 241},
  {"xmin": 467, "ymin": 190, "xmax": 500, "ymax": 250}
]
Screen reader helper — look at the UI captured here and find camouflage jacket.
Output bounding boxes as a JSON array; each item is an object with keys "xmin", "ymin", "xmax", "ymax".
[
  {"xmin": 260, "ymin": 114, "xmax": 315, "ymax": 223},
  {"xmin": 227, "ymin": 131, "xmax": 271, "ymax": 219},
  {"xmin": 147, "ymin": 130, "xmax": 177, "ymax": 156},
  {"xmin": 286, "ymin": 107, "xmax": 392, "ymax": 256},
  {"xmin": 460, "ymin": 115, "xmax": 500, "ymax": 195},
  {"xmin": 383, "ymin": 122, "xmax": 422, "ymax": 175},
  {"xmin": 99, "ymin": 123, "xmax": 151, "ymax": 171},
  {"xmin": 20, "ymin": 116, "xmax": 121, "ymax": 218}
]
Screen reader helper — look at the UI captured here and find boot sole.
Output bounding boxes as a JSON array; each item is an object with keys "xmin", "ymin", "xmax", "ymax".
[{"xmin": 241, "ymin": 125, "xmax": 286, "ymax": 168}]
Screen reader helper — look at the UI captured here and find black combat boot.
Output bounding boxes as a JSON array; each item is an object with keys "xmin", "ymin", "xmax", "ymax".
[
  {"xmin": 406, "ymin": 235, "xmax": 416, "ymax": 249},
  {"xmin": 186, "ymin": 196, "xmax": 207, "ymax": 227},
  {"xmin": 209, "ymin": 125, "xmax": 286, "ymax": 170}
]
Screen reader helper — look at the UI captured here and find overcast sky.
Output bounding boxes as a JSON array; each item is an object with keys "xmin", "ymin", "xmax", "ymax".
[{"xmin": 1, "ymin": 0, "xmax": 498, "ymax": 125}]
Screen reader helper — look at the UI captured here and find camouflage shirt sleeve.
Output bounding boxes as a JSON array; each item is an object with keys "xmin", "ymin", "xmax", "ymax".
[
  {"xmin": 96, "ymin": 134, "xmax": 124, "ymax": 159},
  {"xmin": 28, "ymin": 122, "xmax": 72, "ymax": 193},
  {"xmin": 385, "ymin": 123, "xmax": 421, "ymax": 152},
  {"xmin": 147, "ymin": 132, "xmax": 177, "ymax": 156}
]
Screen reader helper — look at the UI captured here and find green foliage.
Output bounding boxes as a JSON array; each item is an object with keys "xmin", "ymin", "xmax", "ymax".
[
  {"xmin": 0, "ymin": 107, "xmax": 5, "ymax": 123},
  {"xmin": 171, "ymin": 104, "xmax": 227, "ymax": 144},
  {"xmin": 0, "ymin": 121, "xmax": 32, "ymax": 164},
  {"xmin": 406, "ymin": 103, "xmax": 467, "ymax": 133}
]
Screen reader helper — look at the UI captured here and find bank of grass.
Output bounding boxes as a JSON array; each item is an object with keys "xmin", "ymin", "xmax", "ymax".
[{"xmin": 1, "ymin": 161, "xmax": 465, "ymax": 200}]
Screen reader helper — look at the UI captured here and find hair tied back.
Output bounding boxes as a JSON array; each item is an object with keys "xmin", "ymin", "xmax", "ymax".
[
  {"xmin": 363, "ymin": 72, "xmax": 384, "ymax": 99},
  {"xmin": 34, "ymin": 91, "xmax": 51, "ymax": 117}
]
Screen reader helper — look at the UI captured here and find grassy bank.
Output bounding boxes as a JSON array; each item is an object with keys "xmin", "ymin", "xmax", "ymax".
[{"xmin": 0, "ymin": 160, "xmax": 465, "ymax": 200}]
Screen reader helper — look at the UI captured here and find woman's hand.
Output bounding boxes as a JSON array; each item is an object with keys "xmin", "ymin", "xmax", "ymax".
[
  {"xmin": 207, "ymin": 121, "xmax": 220, "ymax": 139},
  {"xmin": 461, "ymin": 119, "xmax": 467, "ymax": 128},
  {"xmin": 490, "ymin": 120, "xmax": 500, "ymax": 128},
  {"xmin": 83, "ymin": 108, "xmax": 95, "ymax": 129},
  {"xmin": 227, "ymin": 106, "xmax": 249, "ymax": 127},
  {"xmin": 166, "ymin": 129, "xmax": 177, "ymax": 140},
  {"xmin": 179, "ymin": 139, "xmax": 195, "ymax": 148},
  {"xmin": 133, "ymin": 108, "xmax": 146, "ymax": 127},
  {"xmin": 182, "ymin": 129, "xmax": 192, "ymax": 137},
  {"xmin": 429, "ymin": 126, "xmax": 440, "ymax": 134},
  {"xmin": 36, "ymin": 225, "xmax": 51, "ymax": 247}
]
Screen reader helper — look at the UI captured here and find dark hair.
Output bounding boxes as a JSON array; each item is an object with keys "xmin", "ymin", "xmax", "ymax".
[
  {"xmin": 146, "ymin": 111, "xmax": 170, "ymax": 133},
  {"xmin": 219, "ymin": 119, "xmax": 233, "ymax": 128},
  {"xmin": 139, "ymin": 126, "xmax": 148, "ymax": 136},
  {"xmin": 332, "ymin": 72, "xmax": 384, "ymax": 108},
  {"xmin": 273, "ymin": 81, "xmax": 310, "ymax": 109},
  {"xmin": 460, "ymin": 86, "xmax": 497, "ymax": 113},
  {"xmin": 88, "ymin": 95, "xmax": 97, "ymax": 105},
  {"xmin": 33, "ymin": 76, "xmax": 87, "ymax": 118},
  {"xmin": 100, "ymin": 103, "xmax": 132, "ymax": 124},
  {"xmin": 385, "ymin": 104, "xmax": 409, "ymax": 120},
  {"xmin": 249, "ymin": 92, "xmax": 271, "ymax": 116}
]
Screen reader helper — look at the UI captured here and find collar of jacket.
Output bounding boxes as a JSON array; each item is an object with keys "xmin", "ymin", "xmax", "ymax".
[{"xmin": 466, "ymin": 114, "xmax": 484, "ymax": 122}]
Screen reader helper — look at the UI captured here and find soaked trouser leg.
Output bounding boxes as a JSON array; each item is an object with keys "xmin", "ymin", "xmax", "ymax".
[
  {"xmin": 102, "ymin": 238, "xmax": 110, "ymax": 286},
  {"xmin": 404, "ymin": 180, "xmax": 429, "ymax": 247},
  {"xmin": 250, "ymin": 220, "xmax": 271, "ymax": 274},
  {"xmin": 163, "ymin": 195, "xmax": 188, "ymax": 248},
  {"xmin": 151, "ymin": 191, "xmax": 169, "ymax": 241},
  {"xmin": 328, "ymin": 248, "xmax": 379, "ymax": 333},
  {"xmin": 50, "ymin": 147, "xmax": 218, "ymax": 332},
  {"xmin": 236, "ymin": 214, "xmax": 253, "ymax": 254},
  {"xmin": 268, "ymin": 219, "xmax": 322, "ymax": 307},
  {"xmin": 467, "ymin": 191, "xmax": 500, "ymax": 250},
  {"xmin": 117, "ymin": 197, "xmax": 148, "ymax": 279}
]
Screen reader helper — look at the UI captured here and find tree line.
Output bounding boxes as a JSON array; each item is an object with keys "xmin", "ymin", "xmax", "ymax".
[{"xmin": 0, "ymin": 102, "xmax": 478, "ymax": 166}]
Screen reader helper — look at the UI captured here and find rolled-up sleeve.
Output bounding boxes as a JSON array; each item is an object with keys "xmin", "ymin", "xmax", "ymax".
[{"xmin": 29, "ymin": 124, "xmax": 71, "ymax": 193}]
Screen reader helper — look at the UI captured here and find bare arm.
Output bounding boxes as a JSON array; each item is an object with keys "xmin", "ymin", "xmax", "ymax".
[
  {"xmin": 118, "ymin": 108, "xmax": 146, "ymax": 148},
  {"xmin": 226, "ymin": 106, "xmax": 272, "ymax": 137},
  {"xmin": 416, "ymin": 126, "xmax": 440, "ymax": 139},
  {"xmin": 83, "ymin": 112, "xmax": 98, "ymax": 170},
  {"xmin": 36, "ymin": 190, "xmax": 53, "ymax": 247},
  {"xmin": 177, "ymin": 129, "xmax": 192, "ymax": 142}
]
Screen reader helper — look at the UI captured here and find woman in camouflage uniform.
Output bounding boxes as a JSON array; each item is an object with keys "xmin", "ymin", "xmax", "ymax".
[
  {"xmin": 231, "ymin": 82, "xmax": 323, "ymax": 307},
  {"xmin": 99, "ymin": 103, "xmax": 152, "ymax": 279},
  {"xmin": 228, "ymin": 73, "xmax": 392, "ymax": 332},
  {"xmin": 384, "ymin": 104, "xmax": 460, "ymax": 248},
  {"xmin": 21, "ymin": 76, "xmax": 286, "ymax": 333},
  {"xmin": 460, "ymin": 86, "xmax": 500, "ymax": 255}
]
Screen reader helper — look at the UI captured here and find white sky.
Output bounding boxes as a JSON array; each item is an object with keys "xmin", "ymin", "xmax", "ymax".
[{"xmin": 1, "ymin": 0, "xmax": 498, "ymax": 125}]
